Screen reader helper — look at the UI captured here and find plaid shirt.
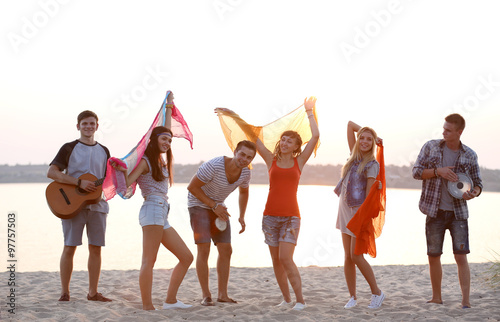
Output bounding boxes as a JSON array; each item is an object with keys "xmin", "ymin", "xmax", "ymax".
[{"xmin": 412, "ymin": 139, "xmax": 483, "ymax": 219}]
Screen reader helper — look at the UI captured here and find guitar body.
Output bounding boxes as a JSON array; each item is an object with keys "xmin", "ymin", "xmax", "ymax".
[{"xmin": 46, "ymin": 173, "xmax": 103, "ymax": 219}]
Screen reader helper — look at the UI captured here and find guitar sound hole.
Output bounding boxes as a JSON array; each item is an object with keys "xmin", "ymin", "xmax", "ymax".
[{"xmin": 77, "ymin": 187, "xmax": 88, "ymax": 194}]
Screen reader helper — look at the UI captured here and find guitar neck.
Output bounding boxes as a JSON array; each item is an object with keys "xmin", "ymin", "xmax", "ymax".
[{"xmin": 94, "ymin": 178, "xmax": 105, "ymax": 187}]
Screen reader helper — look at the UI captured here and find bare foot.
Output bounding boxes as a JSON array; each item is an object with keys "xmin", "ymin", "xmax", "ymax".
[
  {"xmin": 426, "ymin": 299, "xmax": 443, "ymax": 304},
  {"xmin": 217, "ymin": 297, "xmax": 238, "ymax": 303}
]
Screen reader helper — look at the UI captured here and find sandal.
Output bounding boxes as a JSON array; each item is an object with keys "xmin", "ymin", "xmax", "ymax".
[
  {"xmin": 217, "ymin": 298, "xmax": 237, "ymax": 303},
  {"xmin": 58, "ymin": 293, "xmax": 70, "ymax": 301},
  {"xmin": 87, "ymin": 292, "xmax": 112, "ymax": 302}
]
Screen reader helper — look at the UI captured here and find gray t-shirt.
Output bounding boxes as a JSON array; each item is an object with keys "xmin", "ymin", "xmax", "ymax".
[
  {"xmin": 50, "ymin": 140, "xmax": 110, "ymax": 213},
  {"xmin": 439, "ymin": 145, "xmax": 460, "ymax": 211}
]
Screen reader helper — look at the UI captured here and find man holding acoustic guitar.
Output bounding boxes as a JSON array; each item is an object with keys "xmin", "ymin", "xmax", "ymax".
[{"xmin": 47, "ymin": 110, "xmax": 112, "ymax": 302}]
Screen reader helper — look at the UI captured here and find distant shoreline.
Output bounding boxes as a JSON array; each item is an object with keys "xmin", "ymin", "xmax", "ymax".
[{"xmin": 1, "ymin": 163, "xmax": 499, "ymax": 191}]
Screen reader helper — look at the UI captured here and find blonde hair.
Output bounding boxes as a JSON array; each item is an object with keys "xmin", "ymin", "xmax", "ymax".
[{"xmin": 341, "ymin": 127, "xmax": 377, "ymax": 178}]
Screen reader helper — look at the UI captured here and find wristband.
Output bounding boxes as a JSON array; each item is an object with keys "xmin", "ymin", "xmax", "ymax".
[
  {"xmin": 165, "ymin": 103, "xmax": 174, "ymax": 109},
  {"xmin": 434, "ymin": 168, "xmax": 438, "ymax": 178},
  {"xmin": 211, "ymin": 203, "xmax": 220, "ymax": 212}
]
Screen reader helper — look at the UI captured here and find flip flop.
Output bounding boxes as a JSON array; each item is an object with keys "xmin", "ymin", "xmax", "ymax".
[
  {"xmin": 201, "ymin": 297, "xmax": 215, "ymax": 306},
  {"xmin": 217, "ymin": 298, "xmax": 238, "ymax": 303}
]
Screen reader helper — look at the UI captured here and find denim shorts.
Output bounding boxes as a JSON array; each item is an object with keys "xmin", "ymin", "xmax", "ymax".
[
  {"xmin": 262, "ymin": 215, "xmax": 300, "ymax": 247},
  {"xmin": 62, "ymin": 209, "xmax": 107, "ymax": 247},
  {"xmin": 139, "ymin": 195, "xmax": 171, "ymax": 229},
  {"xmin": 426, "ymin": 209, "xmax": 470, "ymax": 256},
  {"xmin": 188, "ymin": 206, "xmax": 231, "ymax": 244}
]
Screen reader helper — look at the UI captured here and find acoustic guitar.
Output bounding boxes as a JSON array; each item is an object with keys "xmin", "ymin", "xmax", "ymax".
[{"xmin": 46, "ymin": 173, "xmax": 104, "ymax": 219}]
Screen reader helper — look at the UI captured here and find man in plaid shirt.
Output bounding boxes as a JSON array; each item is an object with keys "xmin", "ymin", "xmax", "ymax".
[{"xmin": 413, "ymin": 113, "xmax": 482, "ymax": 309}]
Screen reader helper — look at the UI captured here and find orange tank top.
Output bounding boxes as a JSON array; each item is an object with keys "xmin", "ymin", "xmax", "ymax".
[{"xmin": 263, "ymin": 158, "xmax": 301, "ymax": 218}]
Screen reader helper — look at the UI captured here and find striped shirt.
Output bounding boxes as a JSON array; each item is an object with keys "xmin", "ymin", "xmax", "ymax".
[
  {"xmin": 188, "ymin": 156, "xmax": 251, "ymax": 208},
  {"xmin": 136, "ymin": 156, "xmax": 169, "ymax": 200},
  {"xmin": 412, "ymin": 139, "xmax": 483, "ymax": 219}
]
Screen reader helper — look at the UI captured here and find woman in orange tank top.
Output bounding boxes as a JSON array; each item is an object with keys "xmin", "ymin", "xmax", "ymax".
[{"xmin": 255, "ymin": 97, "xmax": 319, "ymax": 311}]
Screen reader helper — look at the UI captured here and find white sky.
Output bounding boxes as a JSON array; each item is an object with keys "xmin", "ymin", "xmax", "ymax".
[{"xmin": 1, "ymin": 0, "xmax": 499, "ymax": 169}]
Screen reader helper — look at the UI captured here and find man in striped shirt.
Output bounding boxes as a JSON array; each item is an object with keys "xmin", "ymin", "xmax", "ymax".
[
  {"xmin": 187, "ymin": 140, "xmax": 257, "ymax": 306},
  {"xmin": 413, "ymin": 113, "xmax": 482, "ymax": 309}
]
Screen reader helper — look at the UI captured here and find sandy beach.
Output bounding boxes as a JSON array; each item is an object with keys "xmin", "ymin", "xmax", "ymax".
[{"xmin": 3, "ymin": 263, "xmax": 499, "ymax": 321}]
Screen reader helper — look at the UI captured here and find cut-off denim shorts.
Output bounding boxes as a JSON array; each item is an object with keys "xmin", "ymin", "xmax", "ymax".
[
  {"xmin": 262, "ymin": 215, "xmax": 300, "ymax": 247},
  {"xmin": 139, "ymin": 195, "xmax": 171, "ymax": 229},
  {"xmin": 426, "ymin": 209, "xmax": 470, "ymax": 256}
]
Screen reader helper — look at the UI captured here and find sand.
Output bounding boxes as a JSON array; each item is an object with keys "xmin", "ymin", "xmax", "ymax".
[{"xmin": 2, "ymin": 263, "xmax": 499, "ymax": 321}]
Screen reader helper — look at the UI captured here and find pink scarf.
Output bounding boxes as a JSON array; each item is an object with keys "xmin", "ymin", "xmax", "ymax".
[{"xmin": 102, "ymin": 91, "xmax": 193, "ymax": 200}]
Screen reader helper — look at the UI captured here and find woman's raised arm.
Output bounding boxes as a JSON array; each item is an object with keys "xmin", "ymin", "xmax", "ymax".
[
  {"xmin": 165, "ymin": 91, "xmax": 174, "ymax": 130},
  {"xmin": 297, "ymin": 97, "xmax": 320, "ymax": 169}
]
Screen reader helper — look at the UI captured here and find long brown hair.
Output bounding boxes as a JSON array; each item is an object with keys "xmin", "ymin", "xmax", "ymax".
[
  {"xmin": 341, "ymin": 127, "xmax": 377, "ymax": 178},
  {"xmin": 144, "ymin": 126, "xmax": 174, "ymax": 186},
  {"xmin": 273, "ymin": 130, "xmax": 303, "ymax": 160}
]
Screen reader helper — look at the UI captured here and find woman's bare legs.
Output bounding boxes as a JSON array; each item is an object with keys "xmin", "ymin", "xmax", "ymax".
[
  {"xmin": 140, "ymin": 225, "xmax": 163, "ymax": 310},
  {"xmin": 161, "ymin": 227, "xmax": 193, "ymax": 304}
]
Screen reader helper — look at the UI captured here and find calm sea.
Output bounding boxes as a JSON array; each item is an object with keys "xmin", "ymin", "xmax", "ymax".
[{"xmin": 1, "ymin": 183, "xmax": 499, "ymax": 272}]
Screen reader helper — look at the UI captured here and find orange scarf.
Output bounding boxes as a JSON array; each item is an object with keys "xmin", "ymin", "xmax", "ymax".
[
  {"xmin": 346, "ymin": 144, "xmax": 386, "ymax": 257},
  {"xmin": 214, "ymin": 106, "xmax": 319, "ymax": 157}
]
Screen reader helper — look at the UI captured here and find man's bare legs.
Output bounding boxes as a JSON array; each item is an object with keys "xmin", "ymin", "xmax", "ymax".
[
  {"xmin": 195, "ymin": 243, "xmax": 212, "ymax": 300},
  {"xmin": 88, "ymin": 244, "xmax": 102, "ymax": 297},
  {"xmin": 60, "ymin": 244, "xmax": 106, "ymax": 301},
  {"xmin": 216, "ymin": 243, "xmax": 233, "ymax": 301},
  {"xmin": 60, "ymin": 246, "xmax": 76, "ymax": 297},
  {"xmin": 195, "ymin": 242, "xmax": 235, "ymax": 303},
  {"xmin": 455, "ymin": 254, "xmax": 471, "ymax": 308},
  {"xmin": 427, "ymin": 255, "xmax": 443, "ymax": 304}
]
